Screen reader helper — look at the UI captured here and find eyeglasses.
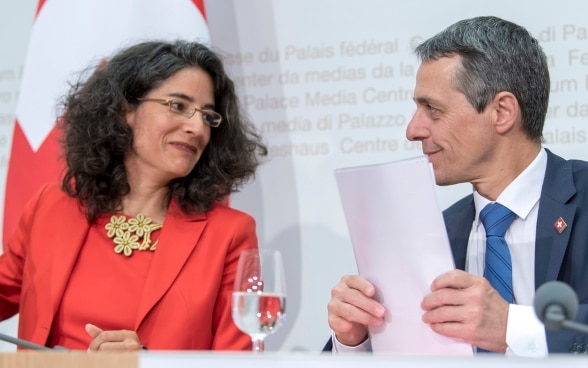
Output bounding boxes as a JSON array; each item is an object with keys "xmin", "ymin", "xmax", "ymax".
[{"xmin": 137, "ymin": 98, "xmax": 222, "ymax": 128}]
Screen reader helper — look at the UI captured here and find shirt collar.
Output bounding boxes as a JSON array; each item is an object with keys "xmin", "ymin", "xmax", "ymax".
[{"xmin": 473, "ymin": 148, "xmax": 547, "ymax": 224}]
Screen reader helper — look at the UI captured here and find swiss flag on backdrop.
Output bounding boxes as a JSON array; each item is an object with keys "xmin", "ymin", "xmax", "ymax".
[{"xmin": 3, "ymin": 0, "xmax": 209, "ymax": 248}]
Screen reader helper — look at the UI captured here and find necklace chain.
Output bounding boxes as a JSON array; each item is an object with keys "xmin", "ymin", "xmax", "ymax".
[{"xmin": 105, "ymin": 214, "xmax": 162, "ymax": 257}]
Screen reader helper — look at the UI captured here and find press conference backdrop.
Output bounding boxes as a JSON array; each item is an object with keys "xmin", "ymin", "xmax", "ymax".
[{"xmin": 1, "ymin": 0, "xmax": 587, "ymax": 352}]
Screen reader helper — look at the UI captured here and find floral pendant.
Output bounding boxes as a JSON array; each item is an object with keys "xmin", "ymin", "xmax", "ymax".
[{"xmin": 105, "ymin": 214, "xmax": 163, "ymax": 257}]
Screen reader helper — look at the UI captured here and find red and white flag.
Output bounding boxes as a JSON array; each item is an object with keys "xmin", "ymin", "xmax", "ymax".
[{"xmin": 3, "ymin": 0, "xmax": 209, "ymax": 246}]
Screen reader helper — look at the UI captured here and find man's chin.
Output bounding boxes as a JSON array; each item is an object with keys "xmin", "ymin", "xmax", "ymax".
[{"xmin": 433, "ymin": 174, "xmax": 460, "ymax": 187}]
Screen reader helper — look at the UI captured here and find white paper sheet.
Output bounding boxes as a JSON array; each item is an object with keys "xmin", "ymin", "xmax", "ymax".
[{"xmin": 334, "ymin": 156, "xmax": 473, "ymax": 355}]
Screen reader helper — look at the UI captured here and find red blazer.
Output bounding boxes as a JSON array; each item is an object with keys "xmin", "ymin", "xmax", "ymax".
[{"xmin": 0, "ymin": 184, "xmax": 255, "ymax": 350}]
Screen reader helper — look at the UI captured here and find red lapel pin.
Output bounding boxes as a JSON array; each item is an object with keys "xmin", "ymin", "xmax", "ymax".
[{"xmin": 553, "ymin": 217, "xmax": 567, "ymax": 234}]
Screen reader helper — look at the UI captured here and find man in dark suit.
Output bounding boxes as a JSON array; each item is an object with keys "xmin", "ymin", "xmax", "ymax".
[
  {"xmin": 444, "ymin": 148, "xmax": 588, "ymax": 353},
  {"xmin": 327, "ymin": 16, "xmax": 588, "ymax": 355}
]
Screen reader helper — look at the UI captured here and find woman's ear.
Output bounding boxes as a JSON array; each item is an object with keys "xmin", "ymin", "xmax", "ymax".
[{"xmin": 122, "ymin": 99, "xmax": 136, "ymax": 127}]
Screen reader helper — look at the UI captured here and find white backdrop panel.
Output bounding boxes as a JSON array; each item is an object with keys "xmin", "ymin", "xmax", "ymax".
[{"xmin": 1, "ymin": 0, "xmax": 587, "ymax": 353}]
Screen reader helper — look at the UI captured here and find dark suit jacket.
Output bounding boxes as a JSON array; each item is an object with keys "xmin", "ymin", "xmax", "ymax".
[
  {"xmin": 0, "ymin": 184, "xmax": 255, "ymax": 350},
  {"xmin": 443, "ymin": 149, "xmax": 588, "ymax": 353}
]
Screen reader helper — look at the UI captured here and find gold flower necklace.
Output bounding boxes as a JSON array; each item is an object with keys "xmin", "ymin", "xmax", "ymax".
[{"xmin": 105, "ymin": 214, "xmax": 162, "ymax": 257}]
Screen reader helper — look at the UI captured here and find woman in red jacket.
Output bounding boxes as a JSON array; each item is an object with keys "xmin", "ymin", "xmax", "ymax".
[{"xmin": 0, "ymin": 40, "xmax": 267, "ymax": 351}]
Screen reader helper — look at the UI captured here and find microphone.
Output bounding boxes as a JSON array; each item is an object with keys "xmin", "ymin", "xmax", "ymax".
[
  {"xmin": 0, "ymin": 332, "xmax": 68, "ymax": 351},
  {"xmin": 533, "ymin": 280, "xmax": 588, "ymax": 334}
]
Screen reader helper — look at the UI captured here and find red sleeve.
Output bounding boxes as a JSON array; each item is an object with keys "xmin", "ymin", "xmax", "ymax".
[
  {"xmin": 0, "ymin": 184, "xmax": 50, "ymax": 320},
  {"xmin": 211, "ymin": 212, "xmax": 258, "ymax": 350}
]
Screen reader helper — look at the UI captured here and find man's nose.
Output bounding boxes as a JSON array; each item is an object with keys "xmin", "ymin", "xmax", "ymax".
[{"xmin": 405, "ymin": 110, "xmax": 428, "ymax": 141}]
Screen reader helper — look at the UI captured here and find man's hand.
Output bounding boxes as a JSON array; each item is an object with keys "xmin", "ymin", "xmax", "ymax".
[
  {"xmin": 327, "ymin": 275, "xmax": 385, "ymax": 346},
  {"xmin": 421, "ymin": 269, "xmax": 509, "ymax": 352},
  {"xmin": 85, "ymin": 323, "xmax": 143, "ymax": 351}
]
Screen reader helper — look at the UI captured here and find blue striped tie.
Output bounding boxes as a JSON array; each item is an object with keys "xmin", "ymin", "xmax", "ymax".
[{"xmin": 480, "ymin": 202, "xmax": 516, "ymax": 303}]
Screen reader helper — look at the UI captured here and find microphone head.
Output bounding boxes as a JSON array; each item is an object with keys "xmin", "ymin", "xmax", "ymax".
[{"xmin": 534, "ymin": 281, "xmax": 579, "ymax": 330}]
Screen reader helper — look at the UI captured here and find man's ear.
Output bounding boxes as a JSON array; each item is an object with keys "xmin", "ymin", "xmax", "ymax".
[{"xmin": 493, "ymin": 91, "xmax": 519, "ymax": 135}]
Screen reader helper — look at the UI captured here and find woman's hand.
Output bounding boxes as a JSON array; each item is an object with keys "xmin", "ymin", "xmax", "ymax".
[{"xmin": 85, "ymin": 323, "xmax": 143, "ymax": 351}]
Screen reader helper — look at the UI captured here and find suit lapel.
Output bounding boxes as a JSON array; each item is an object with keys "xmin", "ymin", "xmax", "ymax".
[
  {"xmin": 534, "ymin": 150, "xmax": 577, "ymax": 288},
  {"xmin": 134, "ymin": 202, "xmax": 207, "ymax": 328},
  {"xmin": 37, "ymin": 193, "xmax": 89, "ymax": 340},
  {"xmin": 50, "ymin": 216, "xmax": 89, "ymax": 312},
  {"xmin": 443, "ymin": 195, "xmax": 475, "ymax": 271}
]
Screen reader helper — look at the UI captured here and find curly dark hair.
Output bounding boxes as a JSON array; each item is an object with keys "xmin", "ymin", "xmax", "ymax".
[{"xmin": 59, "ymin": 40, "xmax": 267, "ymax": 222}]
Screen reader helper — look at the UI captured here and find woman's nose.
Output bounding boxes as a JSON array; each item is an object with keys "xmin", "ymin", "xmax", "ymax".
[{"xmin": 184, "ymin": 111, "xmax": 208, "ymax": 134}]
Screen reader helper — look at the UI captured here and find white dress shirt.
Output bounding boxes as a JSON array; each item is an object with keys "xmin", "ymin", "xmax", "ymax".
[
  {"xmin": 468, "ymin": 148, "xmax": 548, "ymax": 357},
  {"xmin": 334, "ymin": 149, "xmax": 548, "ymax": 357}
]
